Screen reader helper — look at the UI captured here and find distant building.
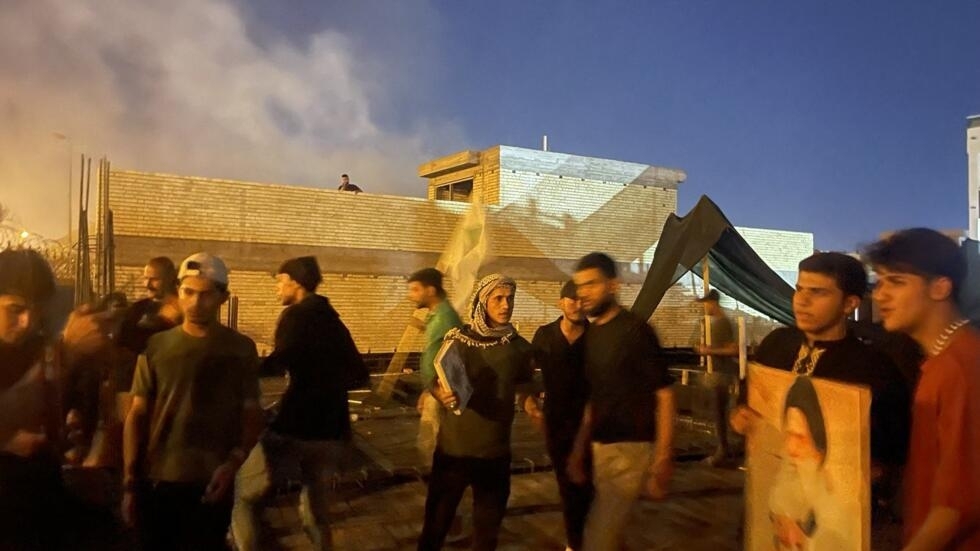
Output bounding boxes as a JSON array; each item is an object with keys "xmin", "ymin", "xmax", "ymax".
[
  {"xmin": 107, "ymin": 145, "xmax": 812, "ymax": 353},
  {"xmin": 968, "ymin": 115, "xmax": 979, "ymax": 240}
]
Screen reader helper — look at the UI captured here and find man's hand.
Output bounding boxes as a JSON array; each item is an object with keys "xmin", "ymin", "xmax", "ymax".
[
  {"xmin": 63, "ymin": 304, "xmax": 111, "ymax": 358},
  {"xmin": 729, "ymin": 405, "xmax": 761, "ymax": 436},
  {"xmin": 157, "ymin": 300, "xmax": 182, "ymax": 325},
  {"xmin": 523, "ymin": 396, "xmax": 545, "ymax": 432},
  {"xmin": 2, "ymin": 430, "xmax": 47, "ymax": 458},
  {"xmin": 645, "ymin": 453, "xmax": 673, "ymax": 500},
  {"xmin": 431, "ymin": 384, "xmax": 459, "ymax": 410},
  {"xmin": 203, "ymin": 461, "xmax": 238, "ymax": 504}
]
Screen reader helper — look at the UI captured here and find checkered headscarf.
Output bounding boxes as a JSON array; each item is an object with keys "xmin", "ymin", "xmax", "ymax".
[{"xmin": 469, "ymin": 273, "xmax": 516, "ymax": 339}]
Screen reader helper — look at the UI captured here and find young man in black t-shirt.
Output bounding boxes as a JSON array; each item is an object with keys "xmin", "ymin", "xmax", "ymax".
[
  {"xmin": 567, "ymin": 253, "xmax": 675, "ymax": 551},
  {"xmin": 530, "ymin": 280, "xmax": 592, "ymax": 551},
  {"xmin": 731, "ymin": 252, "xmax": 910, "ymax": 536}
]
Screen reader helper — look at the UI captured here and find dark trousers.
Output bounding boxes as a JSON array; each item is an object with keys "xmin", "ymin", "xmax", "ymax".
[
  {"xmin": 418, "ymin": 450, "xmax": 511, "ymax": 551},
  {"xmin": 0, "ymin": 453, "xmax": 67, "ymax": 550},
  {"xmin": 137, "ymin": 480, "xmax": 232, "ymax": 551},
  {"xmin": 547, "ymin": 435, "xmax": 593, "ymax": 551}
]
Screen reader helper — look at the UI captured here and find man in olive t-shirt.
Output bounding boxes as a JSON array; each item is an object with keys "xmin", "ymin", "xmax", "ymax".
[
  {"xmin": 694, "ymin": 289, "xmax": 738, "ymax": 466},
  {"xmin": 123, "ymin": 253, "xmax": 262, "ymax": 551},
  {"xmin": 418, "ymin": 274, "xmax": 536, "ymax": 551}
]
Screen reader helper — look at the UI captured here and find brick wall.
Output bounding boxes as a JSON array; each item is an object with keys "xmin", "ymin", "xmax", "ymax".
[{"xmin": 108, "ymin": 165, "xmax": 811, "ymax": 352}]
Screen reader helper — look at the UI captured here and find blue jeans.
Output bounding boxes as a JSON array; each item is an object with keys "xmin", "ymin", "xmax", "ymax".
[{"xmin": 232, "ymin": 431, "xmax": 347, "ymax": 551}]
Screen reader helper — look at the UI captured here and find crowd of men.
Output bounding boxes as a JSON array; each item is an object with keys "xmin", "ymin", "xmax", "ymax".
[{"xmin": 0, "ymin": 226, "xmax": 978, "ymax": 551}]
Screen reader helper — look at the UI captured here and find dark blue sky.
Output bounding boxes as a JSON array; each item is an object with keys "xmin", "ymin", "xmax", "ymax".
[{"xmin": 235, "ymin": 1, "xmax": 980, "ymax": 250}]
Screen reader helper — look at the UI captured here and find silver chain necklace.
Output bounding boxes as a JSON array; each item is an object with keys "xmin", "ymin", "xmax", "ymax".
[{"xmin": 931, "ymin": 319, "xmax": 970, "ymax": 357}]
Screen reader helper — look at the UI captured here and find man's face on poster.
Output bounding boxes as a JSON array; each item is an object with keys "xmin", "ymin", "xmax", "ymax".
[{"xmin": 784, "ymin": 406, "xmax": 824, "ymax": 467}]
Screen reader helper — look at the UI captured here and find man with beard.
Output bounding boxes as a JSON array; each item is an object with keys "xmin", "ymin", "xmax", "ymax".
[
  {"xmin": 567, "ymin": 252, "xmax": 675, "ymax": 551},
  {"xmin": 530, "ymin": 280, "xmax": 592, "ymax": 551},
  {"xmin": 407, "ymin": 267, "xmax": 462, "ymax": 464},
  {"xmin": 731, "ymin": 252, "xmax": 910, "ymax": 542},
  {"xmin": 768, "ymin": 377, "xmax": 848, "ymax": 550},
  {"xmin": 0, "ymin": 248, "xmax": 110, "ymax": 549},
  {"xmin": 115, "ymin": 258, "xmax": 181, "ymax": 413},
  {"xmin": 233, "ymin": 256, "xmax": 368, "ymax": 550},
  {"xmin": 123, "ymin": 253, "xmax": 262, "ymax": 550},
  {"xmin": 866, "ymin": 229, "xmax": 980, "ymax": 551},
  {"xmin": 117, "ymin": 256, "xmax": 181, "ymax": 360},
  {"xmin": 417, "ymin": 274, "xmax": 536, "ymax": 551}
]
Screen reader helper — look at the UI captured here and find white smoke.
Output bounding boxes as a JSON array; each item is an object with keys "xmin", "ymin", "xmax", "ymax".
[{"xmin": 0, "ymin": 0, "xmax": 464, "ymax": 240}]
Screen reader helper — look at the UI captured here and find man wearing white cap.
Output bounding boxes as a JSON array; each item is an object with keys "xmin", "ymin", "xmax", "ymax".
[{"xmin": 122, "ymin": 253, "xmax": 262, "ymax": 550}]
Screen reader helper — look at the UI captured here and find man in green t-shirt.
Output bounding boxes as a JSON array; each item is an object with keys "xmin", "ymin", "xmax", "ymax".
[
  {"xmin": 694, "ymin": 288, "xmax": 738, "ymax": 466},
  {"xmin": 406, "ymin": 268, "xmax": 462, "ymax": 465},
  {"xmin": 122, "ymin": 253, "xmax": 262, "ymax": 551}
]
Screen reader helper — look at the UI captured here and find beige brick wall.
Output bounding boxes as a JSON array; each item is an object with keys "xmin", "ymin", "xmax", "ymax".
[
  {"xmin": 108, "ymin": 169, "xmax": 680, "ymax": 351},
  {"xmin": 108, "ymin": 167, "xmax": 810, "ymax": 352}
]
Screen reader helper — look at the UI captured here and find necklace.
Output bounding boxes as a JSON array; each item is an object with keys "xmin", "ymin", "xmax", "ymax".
[{"xmin": 931, "ymin": 319, "xmax": 970, "ymax": 357}]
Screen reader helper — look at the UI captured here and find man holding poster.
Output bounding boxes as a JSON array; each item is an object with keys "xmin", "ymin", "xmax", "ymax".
[
  {"xmin": 732, "ymin": 252, "xmax": 910, "ymax": 547},
  {"xmin": 417, "ymin": 274, "xmax": 536, "ymax": 551}
]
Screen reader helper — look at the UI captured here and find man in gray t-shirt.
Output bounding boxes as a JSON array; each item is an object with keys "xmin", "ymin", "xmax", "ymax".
[
  {"xmin": 694, "ymin": 289, "xmax": 738, "ymax": 466},
  {"xmin": 123, "ymin": 253, "xmax": 262, "ymax": 551}
]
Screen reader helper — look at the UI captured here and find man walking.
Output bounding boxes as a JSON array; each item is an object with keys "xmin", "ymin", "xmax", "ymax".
[
  {"xmin": 530, "ymin": 280, "xmax": 592, "ymax": 551},
  {"xmin": 407, "ymin": 267, "xmax": 462, "ymax": 464},
  {"xmin": 233, "ymin": 256, "xmax": 368, "ymax": 550},
  {"xmin": 417, "ymin": 274, "xmax": 536, "ymax": 551},
  {"xmin": 123, "ymin": 253, "xmax": 262, "ymax": 550},
  {"xmin": 567, "ymin": 253, "xmax": 675, "ymax": 551},
  {"xmin": 866, "ymin": 229, "xmax": 980, "ymax": 550}
]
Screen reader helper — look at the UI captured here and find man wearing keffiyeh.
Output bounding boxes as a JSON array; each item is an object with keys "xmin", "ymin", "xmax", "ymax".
[{"xmin": 418, "ymin": 274, "xmax": 538, "ymax": 551}]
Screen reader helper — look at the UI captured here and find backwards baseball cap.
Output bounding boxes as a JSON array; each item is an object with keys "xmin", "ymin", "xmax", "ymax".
[
  {"xmin": 178, "ymin": 253, "xmax": 229, "ymax": 286},
  {"xmin": 863, "ymin": 228, "xmax": 966, "ymax": 298},
  {"xmin": 696, "ymin": 289, "xmax": 720, "ymax": 302},
  {"xmin": 277, "ymin": 256, "xmax": 322, "ymax": 292},
  {"xmin": 559, "ymin": 280, "xmax": 577, "ymax": 300}
]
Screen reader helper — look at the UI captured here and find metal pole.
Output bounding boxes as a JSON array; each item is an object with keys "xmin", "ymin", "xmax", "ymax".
[
  {"xmin": 702, "ymin": 259, "xmax": 713, "ymax": 374},
  {"xmin": 738, "ymin": 316, "xmax": 747, "ymax": 380}
]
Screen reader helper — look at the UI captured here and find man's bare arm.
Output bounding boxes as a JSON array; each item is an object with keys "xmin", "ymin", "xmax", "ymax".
[
  {"xmin": 902, "ymin": 507, "xmax": 961, "ymax": 551},
  {"xmin": 122, "ymin": 396, "xmax": 149, "ymax": 487}
]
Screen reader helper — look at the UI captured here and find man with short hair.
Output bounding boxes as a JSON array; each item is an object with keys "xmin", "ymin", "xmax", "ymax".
[
  {"xmin": 0, "ymin": 248, "xmax": 110, "ymax": 548},
  {"xmin": 732, "ymin": 252, "xmax": 911, "ymax": 540},
  {"xmin": 233, "ymin": 256, "xmax": 368, "ymax": 550},
  {"xmin": 866, "ymin": 228, "xmax": 980, "ymax": 551},
  {"xmin": 693, "ymin": 288, "xmax": 739, "ymax": 466},
  {"xmin": 417, "ymin": 274, "xmax": 536, "ymax": 551},
  {"xmin": 407, "ymin": 267, "xmax": 462, "ymax": 464},
  {"xmin": 338, "ymin": 173, "xmax": 363, "ymax": 193},
  {"xmin": 530, "ymin": 280, "xmax": 592, "ymax": 551},
  {"xmin": 123, "ymin": 253, "xmax": 262, "ymax": 550},
  {"xmin": 118, "ymin": 256, "xmax": 181, "ymax": 359},
  {"xmin": 567, "ymin": 252, "xmax": 675, "ymax": 551}
]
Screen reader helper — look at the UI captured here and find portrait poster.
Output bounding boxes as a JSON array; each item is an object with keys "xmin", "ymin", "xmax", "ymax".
[{"xmin": 744, "ymin": 363, "xmax": 871, "ymax": 551}]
